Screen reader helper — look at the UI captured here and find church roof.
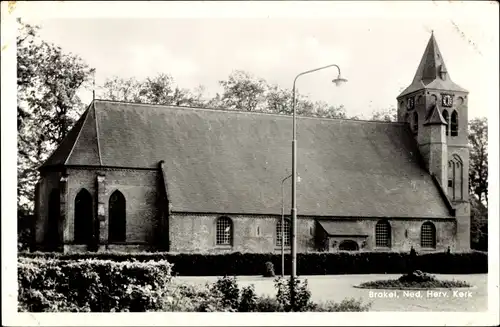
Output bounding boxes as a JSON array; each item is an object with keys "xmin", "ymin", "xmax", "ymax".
[
  {"xmin": 424, "ymin": 104, "xmax": 448, "ymax": 126},
  {"xmin": 42, "ymin": 99, "xmax": 453, "ymax": 218},
  {"xmin": 398, "ymin": 33, "xmax": 468, "ymax": 98}
]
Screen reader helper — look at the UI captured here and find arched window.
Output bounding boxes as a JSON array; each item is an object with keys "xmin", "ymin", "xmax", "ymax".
[
  {"xmin": 216, "ymin": 217, "xmax": 233, "ymax": 245},
  {"xmin": 412, "ymin": 112, "xmax": 418, "ymax": 134},
  {"xmin": 276, "ymin": 219, "xmax": 291, "ymax": 247},
  {"xmin": 339, "ymin": 240, "xmax": 359, "ymax": 251},
  {"xmin": 448, "ymin": 155, "xmax": 464, "ymax": 200},
  {"xmin": 450, "ymin": 110, "xmax": 458, "ymax": 136},
  {"xmin": 109, "ymin": 190, "xmax": 126, "ymax": 243},
  {"xmin": 74, "ymin": 189, "xmax": 93, "ymax": 244},
  {"xmin": 420, "ymin": 222, "xmax": 436, "ymax": 249},
  {"xmin": 375, "ymin": 220, "xmax": 391, "ymax": 248},
  {"xmin": 448, "ymin": 160, "xmax": 455, "ymax": 198},
  {"xmin": 442, "ymin": 109, "xmax": 449, "ymax": 136},
  {"xmin": 47, "ymin": 189, "xmax": 61, "ymax": 249}
]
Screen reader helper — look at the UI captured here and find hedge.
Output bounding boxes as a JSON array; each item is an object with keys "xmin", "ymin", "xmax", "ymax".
[
  {"xmin": 18, "ymin": 257, "xmax": 173, "ymax": 312},
  {"xmin": 19, "ymin": 250, "xmax": 487, "ymax": 275}
]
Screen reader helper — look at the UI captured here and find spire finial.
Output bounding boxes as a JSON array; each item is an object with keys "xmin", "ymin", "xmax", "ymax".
[
  {"xmin": 431, "ymin": 29, "xmax": 434, "ymax": 35},
  {"xmin": 92, "ymin": 68, "xmax": 96, "ymax": 100}
]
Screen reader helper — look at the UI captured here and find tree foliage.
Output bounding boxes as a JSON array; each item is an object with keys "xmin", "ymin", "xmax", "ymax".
[
  {"xmin": 98, "ymin": 73, "xmax": 204, "ymax": 108},
  {"xmin": 17, "ymin": 18, "xmax": 94, "ymax": 214},
  {"xmin": 369, "ymin": 107, "xmax": 397, "ymax": 122},
  {"xmin": 468, "ymin": 117, "xmax": 488, "ymax": 251},
  {"xmin": 468, "ymin": 118, "xmax": 488, "ymax": 205}
]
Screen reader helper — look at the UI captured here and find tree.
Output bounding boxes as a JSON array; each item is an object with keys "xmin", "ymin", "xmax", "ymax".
[
  {"xmin": 468, "ymin": 117, "xmax": 488, "ymax": 251},
  {"xmin": 17, "ymin": 18, "xmax": 94, "ymax": 222},
  {"xmin": 470, "ymin": 196, "xmax": 488, "ymax": 251},
  {"xmin": 468, "ymin": 117, "xmax": 488, "ymax": 206},
  {"xmin": 219, "ymin": 70, "xmax": 268, "ymax": 112},
  {"xmin": 100, "ymin": 76, "xmax": 142, "ymax": 102},
  {"xmin": 370, "ymin": 107, "xmax": 397, "ymax": 122},
  {"xmin": 99, "ymin": 73, "xmax": 203, "ymax": 107}
]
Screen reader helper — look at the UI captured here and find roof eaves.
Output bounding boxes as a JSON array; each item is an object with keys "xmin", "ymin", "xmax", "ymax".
[{"xmin": 430, "ymin": 173, "xmax": 456, "ymax": 216}]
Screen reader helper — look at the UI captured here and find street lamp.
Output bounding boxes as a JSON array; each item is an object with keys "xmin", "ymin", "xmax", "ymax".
[
  {"xmin": 290, "ymin": 64, "xmax": 347, "ymax": 308},
  {"xmin": 280, "ymin": 173, "xmax": 301, "ymax": 277},
  {"xmin": 281, "ymin": 174, "xmax": 292, "ymax": 277}
]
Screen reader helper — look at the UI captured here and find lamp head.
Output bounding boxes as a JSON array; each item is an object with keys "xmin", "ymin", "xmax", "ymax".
[{"xmin": 332, "ymin": 74, "xmax": 348, "ymax": 87}]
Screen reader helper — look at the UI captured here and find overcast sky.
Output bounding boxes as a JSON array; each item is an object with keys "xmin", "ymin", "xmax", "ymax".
[{"xmin": 20, "ymin": 2, "xmax": 498, "ymax": 119}]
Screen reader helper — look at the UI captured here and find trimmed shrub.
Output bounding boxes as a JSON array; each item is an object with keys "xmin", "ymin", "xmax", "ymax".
[
  {"xmin": 18, "ymin": 257, "xmax": 173, "ymax": 312},
  {"xmin": 20, "ymin": 250, "xmax": 488, "ymax": 276},
  {"xmin": 263, "ymin": 261, "xmax": 275, "ymax": 277}
]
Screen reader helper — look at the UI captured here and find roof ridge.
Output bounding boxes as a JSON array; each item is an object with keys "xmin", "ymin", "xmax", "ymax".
[
  {"xmin": 92, "ymin": 98, "xmax": 406, "ymax": 125},
  {"xmin": 63, "ymin": 104, "xmax": 92, "ymax": 166},
  {"xmin": 93, "ymin": 101, "xmax": 103, "ymax": 166}
]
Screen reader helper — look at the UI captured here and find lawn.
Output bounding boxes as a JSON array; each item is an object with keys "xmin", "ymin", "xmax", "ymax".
[{"xmin": 173, "ymin": 274, "xmax": 488, "ymax": 312}]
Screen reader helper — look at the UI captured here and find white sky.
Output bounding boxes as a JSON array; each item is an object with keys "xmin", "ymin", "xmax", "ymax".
[{"xmin": 21, "ymin": 2, "xmax": 498, "ymax": 119}]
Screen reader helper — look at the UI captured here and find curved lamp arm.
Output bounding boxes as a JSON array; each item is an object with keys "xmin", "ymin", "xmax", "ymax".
[{"xmin": 292, "ymin": 64, "xmax": 346, "ymax": 114}]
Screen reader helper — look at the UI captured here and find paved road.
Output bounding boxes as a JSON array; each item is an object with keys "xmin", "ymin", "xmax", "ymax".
[{"xmin": 174, "ymin": 274, "xmax": 488, "ymax": 312}]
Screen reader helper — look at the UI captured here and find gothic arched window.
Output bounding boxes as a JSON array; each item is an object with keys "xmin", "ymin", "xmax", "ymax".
[
  {"xmin": 448, "ymin": 155, "xmax": 464, "ymax": 200},
  {"xmin": 442, "ymin": 109, "xmax": 449, "ymax": 136},
  {"xmin": 74, "ymin": 189, "xmax": 93, "ymax": 244},
  {"xmin": 420, "ymin": 222, "xmax": 436, "ymax": 249},
  {"xmin": 412, "ymin": 112, "xmax": 418, "ymax": 134},
  {"xmin": 276, "ymin": 219, "xmax": 291, "ymax": 247},
  {"xmin": 450, "ymin": 110, "xmax": 458, "ymax": 136},
  {"xmin": 375, "ymin": 220, "xmax": 391, "ymax": 248},
  {"xmin": 216, "ymin": 216, "xmax": 233, "ymax": 245},
  {"xmin": 109, "ymin": 190, "xmax": 126, "ymax": 243}
]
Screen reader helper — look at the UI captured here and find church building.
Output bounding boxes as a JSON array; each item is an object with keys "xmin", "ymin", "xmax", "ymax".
[{"xmin": 32, "ymin": 33, "xmax": 470, "ymax": 253}]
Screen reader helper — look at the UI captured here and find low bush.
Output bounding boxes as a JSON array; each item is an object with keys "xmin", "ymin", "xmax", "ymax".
[
  {"xmin": 263, "ymin": 261, "xmax": 275, "ymax": 277},
  {"xmin": 18, "ymin": 257, "xmax": 173, "ymax": 312},
  {"xmin": 21, "ymin": 250, "xmax": 488, "ymax": 275},
  {"xmin": 211, "ymin": 276, "xmax": 240, "ymax": 310},
  {"xmin": 274, "ymin": 277, "xmax": 313, "ymax": 312},
  {"xmin": 358, "ymin": 272, "xmax": 471, "ymax": 289},
  {"xmin": 311, "ymin": 298, "xmax": 372, "ymax": 312},
  {"xmin": 19, "ymin": 259, "xmax": 373, "ymax": 312}
]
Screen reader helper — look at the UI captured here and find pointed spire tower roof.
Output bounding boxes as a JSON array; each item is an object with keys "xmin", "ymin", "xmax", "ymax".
[{"xmin": 398, "ymin": 32, "xmax": 468, "ymax": 98}]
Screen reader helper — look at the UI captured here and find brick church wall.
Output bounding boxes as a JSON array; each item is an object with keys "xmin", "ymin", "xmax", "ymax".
[
  {"xmin": 36, "ymin": 168, "xmax": 163, "ymax": 252},
  {"xmin": 169, "ymin": 214, "xmax": 458, "ymax": 253},
  {"xmin": 169, "ymin": 213, "xmax": 316, "ymax": 253},
  {"xmin": 35, "ymin": 168, "xmax": 459, "ymax": 253}
]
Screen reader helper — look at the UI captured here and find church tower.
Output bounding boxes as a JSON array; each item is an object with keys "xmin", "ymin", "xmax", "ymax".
[{"xmin": 397, "ymin": 32, "xmax": 470, "ymax": 250}]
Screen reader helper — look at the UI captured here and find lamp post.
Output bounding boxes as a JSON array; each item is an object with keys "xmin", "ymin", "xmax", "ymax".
[
  {"xmin": 290, "ymin": 64, "xmax": 347, "ymax": 308},
  {"xmin": 281, "ymin": 174, "xmax": 292, "ymax": 277}
]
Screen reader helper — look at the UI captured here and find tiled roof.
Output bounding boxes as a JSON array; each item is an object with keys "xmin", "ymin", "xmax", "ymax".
[
  {"xmin": 424, "ymin": 104, "xmax": 447, "ymax": 126},
  {"xmin": 42, "ymin": 99, "xmax": 453, "ymax": 218},
  {"xmin": 317, "ymin": 220, "xmax": 369, "ymax": 236},
  {"xmin": 398, "ymin": 33, "xmax": 468, "ymax": 98}
]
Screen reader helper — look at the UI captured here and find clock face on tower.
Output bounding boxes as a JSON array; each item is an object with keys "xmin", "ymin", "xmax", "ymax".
[
  {"xmin": 406, "ymin": 97, "xmax": 415, "ymax": 110},
  {"xmin": 442, "ymin": 94, "xmax": 453, "ymax": 107}
]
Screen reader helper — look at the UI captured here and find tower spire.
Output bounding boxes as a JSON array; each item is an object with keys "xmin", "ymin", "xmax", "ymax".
[{"xmin": 398, "ymin": 33, "xmax": 467, "ymax": 98}]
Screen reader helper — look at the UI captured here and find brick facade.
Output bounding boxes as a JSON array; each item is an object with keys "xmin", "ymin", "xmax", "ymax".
[{"xmin": 34, "ymin": 169, "xmax": 459, "ymax": 253}]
